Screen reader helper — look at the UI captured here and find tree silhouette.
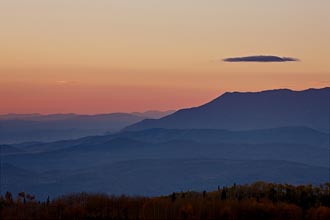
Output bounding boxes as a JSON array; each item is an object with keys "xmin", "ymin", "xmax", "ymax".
[{"xmin": 1, "ymin": 182, "xmax": 330, "ymax": 220}]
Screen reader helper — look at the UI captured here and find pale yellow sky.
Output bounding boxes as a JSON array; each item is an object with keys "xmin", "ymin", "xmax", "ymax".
[{"xmin": 0, "ymin": 0, "xmax": 329, "ymax": 113}]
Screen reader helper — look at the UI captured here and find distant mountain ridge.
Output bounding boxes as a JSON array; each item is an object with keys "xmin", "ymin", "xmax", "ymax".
[
  {"xmin": 0, "ymin": 111, "xmax": 174, "ymax": 144},
  {"xmin": 0, "ymin": 110, "xmax": 174, "ymax": 121},
  {"xmin": 125, "ymin": 87, "xmax": 330, "ymax": 132}
]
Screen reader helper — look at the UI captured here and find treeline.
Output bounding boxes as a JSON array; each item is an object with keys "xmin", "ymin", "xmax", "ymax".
[{"xmin": 1, "ymin": 182, "xmax": 330, "ymax": 220}]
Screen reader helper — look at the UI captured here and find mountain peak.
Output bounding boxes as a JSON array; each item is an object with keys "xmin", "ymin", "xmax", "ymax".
[{"xmin": 125, "ymin": 87, "xmax": 330, "ymax": 132}]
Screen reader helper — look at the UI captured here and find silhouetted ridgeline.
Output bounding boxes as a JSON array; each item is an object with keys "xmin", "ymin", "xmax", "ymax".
[
  {"xmin": 125, "ymin": 87, "xmax": 330, "ymax": 132},
  {"xmin": 1, "ymin": 182, "xmax": 330, "ymax": 220}
]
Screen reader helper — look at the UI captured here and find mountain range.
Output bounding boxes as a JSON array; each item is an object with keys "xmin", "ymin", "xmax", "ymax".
[
  {"xmin": 0, "ymin": 87, "xmax": 329, "ymax": 199},
  {"xmin": 0, "ymin": 111, "xmax": 174, "ymax": 144}
]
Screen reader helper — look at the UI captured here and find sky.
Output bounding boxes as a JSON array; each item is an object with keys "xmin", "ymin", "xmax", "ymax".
[{"xmin": 1, "ymin": 0, "xmax": 330, "ymax": 114}]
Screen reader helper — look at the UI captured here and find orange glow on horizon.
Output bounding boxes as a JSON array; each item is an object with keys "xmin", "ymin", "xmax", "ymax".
[
  {"xmin": 1, "ymin": 69, "xmax": 329, "ymax": 114},
  {"xmin": 0, "ymin": 1, "xmax": 329, "ymax": 114}
]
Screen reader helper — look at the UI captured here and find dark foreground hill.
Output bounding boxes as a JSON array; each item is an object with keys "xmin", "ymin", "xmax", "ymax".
[
  {"xmin": 125, "ymin": 87, "xmax": 330, "ymax": 132},
  {"xmin": 1, "ymin": 182, "xmax": 330, "ymax": 220}
]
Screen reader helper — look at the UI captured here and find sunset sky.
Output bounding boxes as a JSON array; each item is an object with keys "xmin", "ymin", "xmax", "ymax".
[{"xmin": 1, "ymin": 0, "xmax": 329, "ymax": 114}]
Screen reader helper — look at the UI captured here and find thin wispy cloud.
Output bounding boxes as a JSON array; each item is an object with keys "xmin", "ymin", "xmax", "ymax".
[{"xmin": 223, "ymin": 55, "xmax": 300, "ymax": 63}]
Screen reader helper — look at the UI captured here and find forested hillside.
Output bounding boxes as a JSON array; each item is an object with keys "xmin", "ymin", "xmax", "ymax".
[{"xmin": 1, "ymin": 182, "xmax": 330, "ymax": 220}]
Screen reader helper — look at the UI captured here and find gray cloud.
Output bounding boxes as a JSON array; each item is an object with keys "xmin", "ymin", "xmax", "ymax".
[{"xmin": 223, "ymin": 55, "xmax": 300, "ymax": 63}]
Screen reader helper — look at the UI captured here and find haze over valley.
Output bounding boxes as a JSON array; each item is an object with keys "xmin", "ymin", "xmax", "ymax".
[{"xmin": 1, "ymin": 87, "xmax": 329, "ymax": 198}]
